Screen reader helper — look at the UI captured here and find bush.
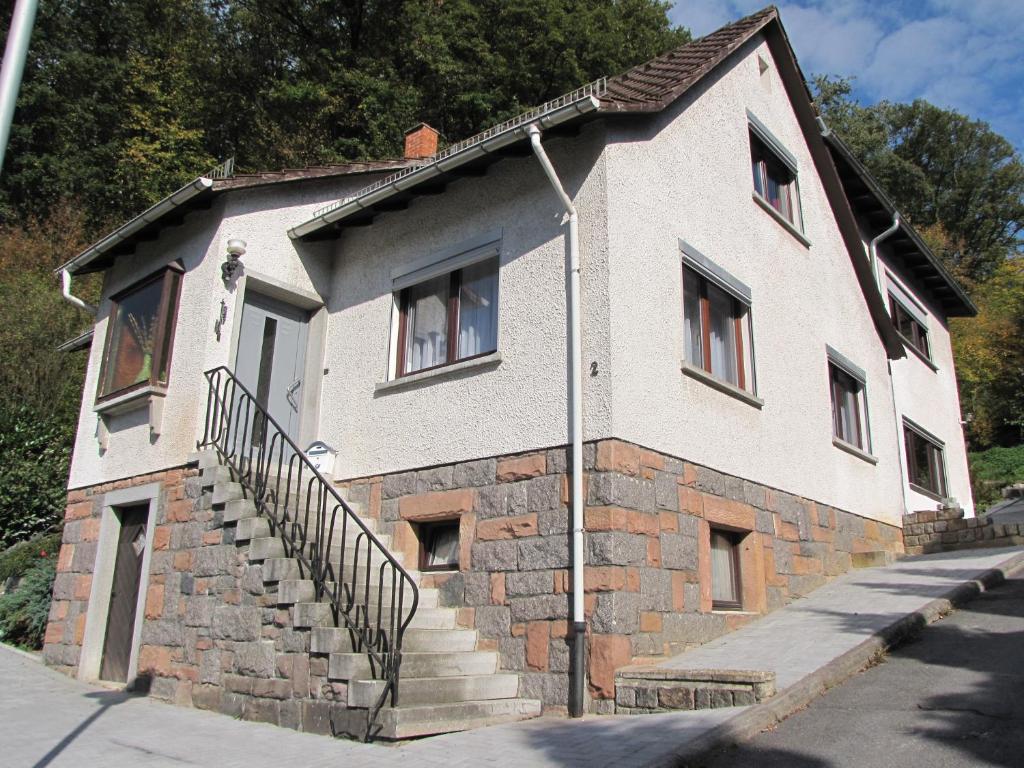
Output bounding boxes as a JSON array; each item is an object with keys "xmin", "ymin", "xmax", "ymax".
[
  {"xmin": 969, "ymin": 444, "xmax": 1024, "ymax": 511},
  {"xmin": 0, "ymin": 555, "xmax": 55, "ymax": 649},
  {"xmin": 0, "ymin": 531, "xmax": 63, "ymax": 584}
]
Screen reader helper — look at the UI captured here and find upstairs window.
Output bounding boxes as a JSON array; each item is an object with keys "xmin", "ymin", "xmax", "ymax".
[
  {"xmin": 828, "ymin": 351, "xmax": 871, "ymax": 454},
  {"xmin": 396, "ymin": 257, "xmax": 498, "ymax": 376},
  {"xmin": 683, "ymin": 265, "xmax": 753, "ymax": 393},
  {"xmin": 889, "ymin": 294, "xmax": 930, "ymax": 360},
  {"xmin": 98, "ymin": 265, "xmax": 182, "ymax": 399},
  {"xmin": 904, "ymin": 422, "xmax": 947, "ymax": 499},
  {"xmin": 751, "ymin": 133, "xmax": 798, "ymax": 225}
]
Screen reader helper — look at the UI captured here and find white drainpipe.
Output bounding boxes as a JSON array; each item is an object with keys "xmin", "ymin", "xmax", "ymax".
[
  {"xmin": 527, "ymin": 123, "xmax": 586, "ymax": 717},
  {"xmin": 869, "ymin": 213, "xmax": 900, "ymax": 295},
  {"xmin": 61, "ymin": 268, "xmax": 97, "ymax": 316}
]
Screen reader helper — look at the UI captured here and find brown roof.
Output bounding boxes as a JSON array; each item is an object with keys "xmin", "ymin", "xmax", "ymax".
[
  {"xmin": 213, "ymin": 160, "xmax": 414, "ymax": 191},
  {"xmin": 600, "ymin": 6, "xmax": 779, "ymax": 112}
]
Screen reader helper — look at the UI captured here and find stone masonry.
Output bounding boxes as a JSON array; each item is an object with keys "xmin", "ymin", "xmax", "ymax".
[
  {"xmin": 340, "ymin": 438, "xmax": 903, "ymax": 714},
  {"xmin": 903, "ymin": 506, "xmax": 1024, "ymax": 554}
]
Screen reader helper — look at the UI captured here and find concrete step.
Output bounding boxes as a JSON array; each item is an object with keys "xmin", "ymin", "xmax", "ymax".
[
  {"xmin": 278, "ymin": 580, "xmax": 436, "ymax": 609},
  {"xmin": 330, "ymin": 651, "xmax": 498, "ymax": 681},
  {"xmin": 201, "ymin": 464, "xmax": 235, "ymax": 487},
  {"xmin": 374, "ymin": 698, "xmax": 542, "ymax": 740},
  {"xmin": 349, "ymin": 673, "xmax": 520, "ymax": 708},
  {"xmin": 188, "ymin": 450, "xmax": 222, "ymax": 470},
  {"xmin": 248, "ymin": 536, "xmax": 285, "ymax": 561},
  {"xmin": 262, "ymin": 557, "xmax": 302, "ymax": 582},
  {"xmin": 223, "ymin": 498, "xmax": 258, "ymax": 522},
  {"xmin": 212, "ymin": 482, "xmax": 245, "ymax": 505},
  {"xmin": 311, "ymin": 626, "xmax": 477, "ymax": 654},
  {"xmin": 294, "ymin": 602, "xmax": 451, "ymax": 630}
]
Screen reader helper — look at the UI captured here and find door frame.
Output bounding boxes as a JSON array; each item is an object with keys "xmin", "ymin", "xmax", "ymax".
[
  {"xmin": 79, "ymin": 482, "xmax": 160, "ymax": 687},
  {"xmin": 228, "ymin": 270, "xmax": 326, "ymax": 451}
]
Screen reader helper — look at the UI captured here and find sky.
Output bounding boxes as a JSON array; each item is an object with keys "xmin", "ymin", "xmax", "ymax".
[{"xmin": 668, "ymin": 1, "xmax": 1024, "ymax": 152}]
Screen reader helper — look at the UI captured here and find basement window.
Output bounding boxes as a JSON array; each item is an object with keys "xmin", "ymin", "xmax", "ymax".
[
  {"xmin": 98, "ymin": 264, "xmax": 183, "ymax": 400},
  {"xmin": 419, "ymin": 520, "xmax": 460, "ymax": 572},
  {"xmin": 710, "ymin": 528, "xmax": 743, "ymax": 611}
]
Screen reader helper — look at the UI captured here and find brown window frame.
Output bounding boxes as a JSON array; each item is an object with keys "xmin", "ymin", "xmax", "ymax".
[
  {"xmin": 97, "ymin": 263, "xmax": 184, "ymax": 402},
  {"xmin": 750, "ymin": 132, "xmax": 799, "ymax": 226},
  {"xmin": 683, "ymin": 265, "xmax": 749, "ymax": 391},
  {"xmin": 710, "ymin": 527, "xmax": 743, "ymax": 611},
  {"xmin": 395, "ymin": 258, "xmax": 498, "ymax": 378},
  {"xmin": 889, "ymin": 294, "xmax": 930, "ymax": 360},
  {"xmin": 904, "ymin": 423, "xmax": 947, "ymax": 500},
  {"xmin": 829, "ymin": 362, "xmax": 868, "ymax": 451},
  {"xmin": 417, "ymin": 519, "xmax": 460, "ymax": 572}
]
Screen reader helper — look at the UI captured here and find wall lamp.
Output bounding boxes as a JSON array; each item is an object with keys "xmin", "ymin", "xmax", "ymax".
[{"xmin": 222, "ymin": 238, "xmax": 246, "ymax": 284}]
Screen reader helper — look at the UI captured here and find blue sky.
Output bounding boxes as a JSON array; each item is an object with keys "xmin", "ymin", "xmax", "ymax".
[{"xmin": 668, "ymin": 1, "xmax": 1024, "ymax": 152}]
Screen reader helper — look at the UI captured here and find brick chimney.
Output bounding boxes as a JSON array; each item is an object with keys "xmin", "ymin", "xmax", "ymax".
[{"xmin": 404, "ymin": 123, "xmax": 440, "ymax": 160}]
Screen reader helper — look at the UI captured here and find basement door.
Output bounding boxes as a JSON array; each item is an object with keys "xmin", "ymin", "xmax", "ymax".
[
  {"xmin": 99, "ymin": 505, "xmax": 148, "ymax": 683},
  {"xmin": 234, "ymin": 291, "xmax": 309, "ymax": 443}
]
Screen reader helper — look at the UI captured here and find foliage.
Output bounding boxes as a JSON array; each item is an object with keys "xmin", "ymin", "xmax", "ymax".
[
  {"xmin": 815, "ymin": 76, "xmax": 1024, "ymax": 288},
  {"xmin": 0, "ymin": 532, "xmax": 63, "ymax": 584},
  {"xmin": 952, "ymin": 259, "xmax": 1024, "ymax": 448},
  {"xmin": 0, "ymin": 555, "xmax": 55, "ymax": 649},
  {"xmin": 969, "ymin": 445, "xmax": 1024, "ymax": 512}
]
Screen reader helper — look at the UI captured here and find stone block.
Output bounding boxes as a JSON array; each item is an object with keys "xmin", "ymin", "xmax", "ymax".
[
  {"xmin": 546, "ymin": 448, "xmax": 569, "ymax": 474},
  {"xmin": 499, "ymin": 636, "xmax": 525, "ymax": 671},
  {"xmin": 497, "ymin": 454, "xmax": 546, "ymax": 482},
  {"xmin": 663, "ymin": 613, "xmax": 727, "ymax": 645},
  {"xmin": 527, "ymin": 475, "xmax": 563, "ymax": 513},
  {"xmin": 453, "ymin": 458, "xmax": 497, "ymax": 487},
  {"xmin": 588, "ymin": 532, "xmax": 647, "ymax": 566},
  {"xmin": 755, "ymin": 509, "xmax": 775, "ymax": 534},
  {"xmin": 592, "ymin": 592, "xmax": 639, "ymax": 634},
  {"xmin": 477, "ymin": 514, "xmax": 538, "ymax": 540},
  {"xmin": 510, "ymin": 594, "xmax": 569, "ymax": 622},
  {"xmin": 243, "ymin": 698, "xmax": 280, "ymax": 724},
  {"xmin": 639, "ymin": 568, "xmax": 672, "ymax": 612},
  {"xmin": 693, "ymin": 465, "xmax": 727, "ymax": 496},
  {"xmin": 463, "ymin": 572, "xmax": 490, "ymax": 605},
  {"xmin": 548, "ymin": 638, "xmax": 570, "ymax": 673},
  {"xmin": 475, "ymin": 485, "xmax": 509, "ymax": 519},
  {"xmin": 587, "ymin": 473, "xmax": 655, "ymax": 511},
  {"xmin": 381, "ymin": 472, "xmax": 417, "ymax": 499},
  {"xmin": 416, "ymin": 466, "xmax": 455, "ymax": 493},
  {"xmin": 212, "ymin": 605, "xmax": 262, "ymax": 641},
  {"xmin": 475, "ymin": 605, "xmax": 511, "ymax": 638},
  {"xmin": 400, "ymin": 489, "xmax": 474, "ymax": 520},
  {"xmin": 519, "ymin": 536, "xmax": 570, "ymax": 569},
  {"xmin": 185, "ymin": 596, "xmax": 217, "ymax": 627},
  {"xmin": 194, "ymin": 545, "xmax": 236, "ymax": 577},
  {"xmin": 659, "ymin": 685, "xmax": 694, "ymax": 710},
  {"xmin": 141, "ymin": 619, "xmax": 183, "ymax": 647},
  {"xmin": 472, "ymin": 540, "xmax": 518, "ymax": 571},
  {"xmin": 234, "ymin": 641, "xmax": 277, "ymax": 677},
  {"xmin": 538, "ymin": 508, "xmax": 570, "ymax": 536},
  {"xmin": 506, "ymin": 570, "xmax": 554, "ymax": 597},
  {"xmin": 655, "ymin": 473, "xmax": 679, "ymax": 511},
  {"xmin": 436, "ymin": 572, "xmax": 465, "ymax": 606},
  {"xmin": 589, "ymin": 634, "xmax": 631, "ymax": 699},
  {"xmin": 660, "ymin": 533, "xmax": 698, "ymax": 570}
]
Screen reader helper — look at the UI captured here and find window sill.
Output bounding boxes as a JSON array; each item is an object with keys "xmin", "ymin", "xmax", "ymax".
[
  {"xmin": 681, "ymin": 362, "xmax": 764, "ymax": 409},
  {"xmin": 93, "ymin": 386, "xmax": 168, "ymax": 449},
  {"xmin": 899, "ymin": 334, "xmax": 939, "ymax": 371},
  {"xmin": 832, "ymin": 436, "xmax": 878, "ymax": 465},
  {"xmin": 376, "ymin": 351, "xmax": 502, "ymax": 395},
  {"xmin": 909, "ymin": 483, "xmax": 948, "ymax": 503},
  {"xmin": 752, "ymin": 191, "xmax": 811, "ymax": 248}
]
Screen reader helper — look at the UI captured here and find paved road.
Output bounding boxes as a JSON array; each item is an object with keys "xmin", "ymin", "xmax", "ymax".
[{"xmin": 694, "ymin": 575, "xmax": 1024, "ymax": 768}]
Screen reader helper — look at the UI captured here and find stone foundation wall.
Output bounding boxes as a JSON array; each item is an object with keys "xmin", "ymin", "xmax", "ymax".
[
  {"xmin": 340, "ymin": 438, "xmax": 904, "ymax": 714},
  {"xmin": 44, "ymin": 466, "xmax": 362, "ymax": 736},
  {"xmin": 903, "ymin": 506, "xmax": 1024, "ymax": 554}
]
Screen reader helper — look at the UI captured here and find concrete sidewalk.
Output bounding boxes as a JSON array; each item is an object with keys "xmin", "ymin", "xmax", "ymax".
[{"xmin": 3, "ymin": 546, "xmax": 1022, "ymax": 768}]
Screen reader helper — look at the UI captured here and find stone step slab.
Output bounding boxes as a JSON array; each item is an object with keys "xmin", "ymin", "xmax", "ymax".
[
  {"xmin": 277, "ymin": 581, "xmax": 436, "ymax": 609},
  {"xmin": 348, "ymin": 673, "xmax": 520, "ymax": 708},
  {"xmin": 310, "ymin": 626, "xmax": 478, "ymax": 654},
  {"xmin": 374, "ymin": 698, "xmax": 542, "ymax": 740},
  {"xmin": 330, "ymin": 651, "xmax": 498, "ymax": 681},
  {"xmin": 211, "ymin": 482, "xmax": 245, "ymax": 506},
  {"xmin": 248, "ymin": 536, "xmax": 285, "ymax": 561},
  {"xmin": 222, "ymin": 498, "xmax": 258, "ymax": 522}
]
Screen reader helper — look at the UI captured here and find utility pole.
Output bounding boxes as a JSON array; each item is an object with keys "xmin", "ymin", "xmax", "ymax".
[{"xmin": 0, "ymin": 0, "xmax": 38, "ymax": 172}]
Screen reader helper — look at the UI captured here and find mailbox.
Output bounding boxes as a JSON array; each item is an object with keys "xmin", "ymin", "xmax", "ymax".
[{"xmin": 305, "ymin": 441, "xmax": 337, "ymax": 478}]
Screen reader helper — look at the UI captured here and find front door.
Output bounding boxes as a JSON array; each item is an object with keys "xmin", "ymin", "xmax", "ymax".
[
  {"xmin": 234, "ymin": 291, "xmax": 309, "ymax": 443},
  {"xmin": 99, "ymin": 505, "xmax": 148, "ymax": 683}
]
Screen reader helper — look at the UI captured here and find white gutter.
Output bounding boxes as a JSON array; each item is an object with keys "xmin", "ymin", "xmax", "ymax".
[
  {"xmin": 61, "ymin": 268, "xmax": 97, "ymax": 315},
  {"xmin": 527, "ymin": 123, "xmax": 586, "ymax": 718},
  {"xmin": 869, "ymin": 213, "xmax": 900, "ymax": 295},
  {"xmin": 57, "ymin": 176, "xmax": 215, "ymax": 275},
  {"xmin": 289, "ymin": 85, "xmax": 604, "ymax": 240}
]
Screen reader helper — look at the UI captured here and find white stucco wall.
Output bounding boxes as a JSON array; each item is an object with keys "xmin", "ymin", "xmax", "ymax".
[
  {"xmin": 316, "ymin": 125, "xmax": 613, "ymax": 478},
  {"xmin": 601, "ymin": 36, "xmax": 906, "ymax": 526},
  {"xmin": 876, "ymin": 253, "xmax": 975, "ymax": 516},
  {"xmin": 68, "ymin": 174, "xmax": 396, "ymax": 489}
]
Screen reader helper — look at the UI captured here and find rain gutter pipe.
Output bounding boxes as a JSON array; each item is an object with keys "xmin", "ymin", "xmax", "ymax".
[
  {"xmin": 61, "ymin": 268, "xmax": 97, "ymax": 316},
  {"xmin": 869, "ymin": 213, "xmax": 901, "ymax": 293},
  {"xmin": 0, "ymin": 0, "xmax": 37, "ymax": 172},
  {"xmin": 527, "ymin": 123, "xmax": 586, "ymax": 718}
]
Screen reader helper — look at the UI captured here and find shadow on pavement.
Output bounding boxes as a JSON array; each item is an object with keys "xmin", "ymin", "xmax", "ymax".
[{"xmin": 32, "ymin": 688, "xmax": 135, "ymax": 768}]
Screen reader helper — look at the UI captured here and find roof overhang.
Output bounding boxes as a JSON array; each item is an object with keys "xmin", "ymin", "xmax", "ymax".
[
  {"xmin": 288, "ymin": 81, "xmax": 607, "ymax": 241},
  {"xmin": 58, "ymin": 176, "xmax": 217, "ymax": 276},
  {"xmin": 824, "ymin": 132, "xmax": 977, "ymax": 318},
  {"xmin": 56, "ymin": 328, "xmax": 94, "ymax": 352}
]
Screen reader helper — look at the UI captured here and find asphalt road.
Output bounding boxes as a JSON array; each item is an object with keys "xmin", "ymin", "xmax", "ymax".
[{"xmin": 692, "ymin": 574, "xmax": 1024, "ymax": 768}]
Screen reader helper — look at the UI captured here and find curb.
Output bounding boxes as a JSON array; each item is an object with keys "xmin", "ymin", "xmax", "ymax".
[
  {"xmin": 0, "ymin": 641, "xmax": 43, "ymax": 664},
  {"xmin": 646, "ymin": 548, "xmax": 1024, "ymax": 768}
]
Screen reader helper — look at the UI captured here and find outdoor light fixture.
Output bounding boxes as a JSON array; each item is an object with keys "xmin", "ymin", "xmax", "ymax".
[{"xmin": 222, "ymin": 238, "xmax": 246, "ymax": 284}]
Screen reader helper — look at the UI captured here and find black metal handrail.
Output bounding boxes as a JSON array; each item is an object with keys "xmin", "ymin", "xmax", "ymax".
[{"xmin": 199, "ymin": 366, "xmax": 418, "ymax": 740}]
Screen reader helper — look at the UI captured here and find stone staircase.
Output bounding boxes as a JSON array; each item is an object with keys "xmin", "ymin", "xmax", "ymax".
[{"xmin": 194, "ymin": 449, "xmax": 541, "ymax": 739}]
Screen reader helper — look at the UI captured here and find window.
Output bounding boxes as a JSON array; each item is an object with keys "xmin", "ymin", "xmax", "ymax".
[
  {"xmin": 683, "ymin": 265, "xmax": 752, "ymax": 392},
  {"xmin": 828, "ymin": 359, "xmax": 870, "ymax": 453},
  {"xmin": 750, "ymin": 132, "xmax": 799, "ymax": 226},
  {"xmin": 98, "ymin": 265, "xmax": 183, "ymax": 399},
  {"xmin": 396, "ymin": 257, "xmax": 498, "ymax": 376},
  {"xmin": 889, "ymin": 294, "xmax": 930, "ymax": 360},
  {"xmin": 710, "ymin": 529, "xmax": 742, "ymax": 610},
  {"xmin": 904, "ymin": 423, "xmax": 947, "ymax": 499},
  {"xmin": 419, "ymin": 520, "xmax": 460, "ymax": 571}
]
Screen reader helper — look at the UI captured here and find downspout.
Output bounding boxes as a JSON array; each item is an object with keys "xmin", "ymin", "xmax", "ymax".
[
  {"xmin": 869, "ymin": 214, "xmax": 900, "ymax": 294},
  {"xmin": 61, "ymin": 268, "xmax": 97, "ymax": 316},
  {"xmin": 527, "ymin": 123, "xmax": 586, "ymax": 718}
]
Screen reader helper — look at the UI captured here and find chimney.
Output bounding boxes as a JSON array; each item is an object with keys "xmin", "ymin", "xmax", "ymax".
[{"xmin": 404, "ymin": 123, "xmax": 440, "ymax": 160}]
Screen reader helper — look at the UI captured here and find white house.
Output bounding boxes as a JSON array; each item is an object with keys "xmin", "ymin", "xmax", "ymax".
[{"xmin": 43, "ymin": 6, "xmax": 975, "ymax": 740}]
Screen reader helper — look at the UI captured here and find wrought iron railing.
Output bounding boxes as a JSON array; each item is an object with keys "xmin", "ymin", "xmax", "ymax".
[{"xmin": 199, "ymin": 366, "xmax": 418, "ymax": 740}]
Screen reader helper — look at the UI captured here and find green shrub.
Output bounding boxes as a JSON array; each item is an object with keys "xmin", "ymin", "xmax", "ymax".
[
  {"xmin": 969, "ymin": 444, "xmax": 1024, "ymax": 511},
  {"xmin": 0, "ymin": 531, "xmax": 63, "ymax": 583},
  {"xmin": 0, "ymin": 555, "xmax": 56, "ymax": 649},
  {"xmin": 0, "ymin": 405, "xmax": 72, "ymax": 550}
]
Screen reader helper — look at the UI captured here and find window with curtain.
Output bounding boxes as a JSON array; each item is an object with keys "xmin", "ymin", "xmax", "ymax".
[
  {"xmin": 904, "ymin": 423, "xmax": 947, "ymax": 499},
  {"xmin": 419, "ymin": 520, "xmax": 460, "ymax": 571},
  {"xmin": 829, "ymin": 361, "xmax": 870, "ymax": 452},
  {"xmin": 710, "ymin": 529, "xmax": 742, "ymax": 610},
  {"xmin": 751, "ymin": 132, "xmax": 800, "ymax": 227},
  {"xmin": 889, "ymin": 294, "xmax": 930, "ymax": 360},
  {"xmin": 98, "ymin": 265, "xmax": 183, "ymax": 399},
  {"xmin": 396, "ymin": 257, "xmax": 498, "ymax": 376},
  {"xmin": 683, "ymin": 265, "xmax": 752, "ymax": 392}
]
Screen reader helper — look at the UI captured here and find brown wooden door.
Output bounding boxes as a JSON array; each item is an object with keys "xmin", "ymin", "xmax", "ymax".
[{"xmin": 99, "ymin": 505, "xmax": 148, "ymax": 682}]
